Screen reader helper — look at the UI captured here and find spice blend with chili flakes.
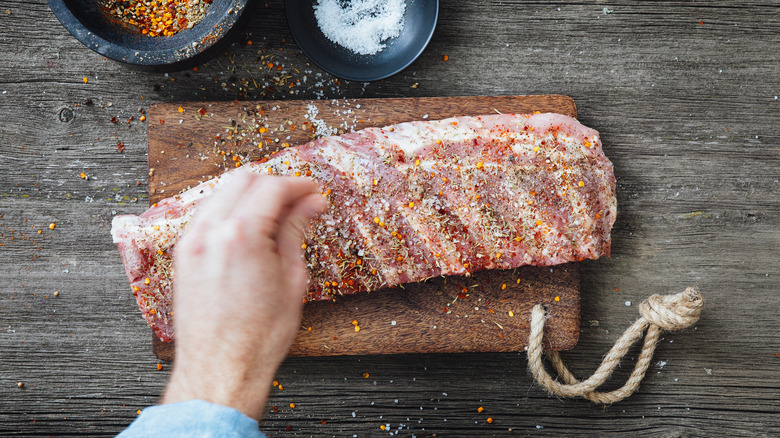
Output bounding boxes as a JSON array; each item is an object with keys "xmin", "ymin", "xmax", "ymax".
[{"xmin": 101, "ymin": 0, "xmax": 214, "ymax": 37}]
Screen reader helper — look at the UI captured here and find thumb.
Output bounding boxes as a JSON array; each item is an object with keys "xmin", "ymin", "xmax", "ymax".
[{"xmin": 276, "ymin": 193, "xmax": 328, "ymax": 294}]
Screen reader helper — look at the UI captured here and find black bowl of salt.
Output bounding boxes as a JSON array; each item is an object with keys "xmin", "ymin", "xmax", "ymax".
[{"xmin": 286, "ymin": 0, "xmax": 439, "ymax": 81}]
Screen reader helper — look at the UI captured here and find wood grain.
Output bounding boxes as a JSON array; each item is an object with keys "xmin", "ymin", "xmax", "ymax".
[
  {"xmin": 155, "ymin": 264, "xmax": 580, "ymax": 359},
  {"xmin": 1, "ymin": 1, "xmax": 779, "ymax": 436},
  {"xmin": 147, "ymin": 95, "xmax": 580, "ymax": 360},
  {"xmin": 145, "ymin": 95, "xmax": 576, "ymax": 199}
]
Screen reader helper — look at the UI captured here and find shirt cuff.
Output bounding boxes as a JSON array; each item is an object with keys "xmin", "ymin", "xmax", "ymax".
[{"xmin": 117, "ymin": 399, "xmax": 265, "ymax": 438}]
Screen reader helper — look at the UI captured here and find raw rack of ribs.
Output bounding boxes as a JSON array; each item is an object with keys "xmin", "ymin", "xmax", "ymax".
[{"xmin": 112, "ymin": 112, "xmax": 616, "ymax": 341}]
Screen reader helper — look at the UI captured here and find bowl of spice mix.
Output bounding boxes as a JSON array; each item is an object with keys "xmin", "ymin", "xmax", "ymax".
[
  {"xmin": 286, "ymin": 0, "xmax": 439, "ymax": 81},
  {"xmin": 48, "ymin": 0, "xmax": 251, "ymax": 71}
]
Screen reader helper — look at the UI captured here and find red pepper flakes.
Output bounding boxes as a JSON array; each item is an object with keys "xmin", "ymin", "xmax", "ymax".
[{"xmin": 102, "ymin": 0, "xmax": 214, "ymax": 37}]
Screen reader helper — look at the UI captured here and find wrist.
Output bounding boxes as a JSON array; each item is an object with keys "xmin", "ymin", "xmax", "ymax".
[{"xmin": 161, "ymin": 363, "xmax": 275, "ymax": 421}]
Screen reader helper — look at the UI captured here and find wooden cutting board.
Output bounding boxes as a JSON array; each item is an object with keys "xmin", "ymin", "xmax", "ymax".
[{"xmin": 147, "ymin": 95, "xmax": 581, "ymax": 360}]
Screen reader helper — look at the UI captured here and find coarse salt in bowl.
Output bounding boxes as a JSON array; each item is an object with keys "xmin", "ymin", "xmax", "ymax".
[
  {"xmin": 286, "ymin": 0, "xmax": 439, "ymax": 81},
  {"xmin": 314, "ymin": 0, "xmax": 407, "ymax": 56}
]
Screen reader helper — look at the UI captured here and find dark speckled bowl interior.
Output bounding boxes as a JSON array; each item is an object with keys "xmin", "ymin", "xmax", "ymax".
[
  {"xmin": 48, "ymin": 0, "xmax": 251, "ymax": 71},
  {"xmin": 286, "ymin": 0, "xmax": 439, "ymax": 81}
]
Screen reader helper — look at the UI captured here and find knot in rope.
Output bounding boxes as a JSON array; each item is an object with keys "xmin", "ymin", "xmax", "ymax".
[
  {"xmin": 638, "ymin": 286, "xmax": 703, "ymax": 331},
  {"xmin": 527, "ymin": 286, "xmax": 704, "ymax": 404}
]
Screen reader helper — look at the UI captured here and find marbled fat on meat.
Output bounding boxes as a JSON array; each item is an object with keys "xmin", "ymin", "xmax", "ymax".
[{"xmin": 111, "ymin": 113, "xmax": 617, "ymax": 341}]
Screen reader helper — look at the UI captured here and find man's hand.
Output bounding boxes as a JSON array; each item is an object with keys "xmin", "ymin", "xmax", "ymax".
[{"xmin": 161, "ymin": 173, "xmax": 326, "ymax": 420}]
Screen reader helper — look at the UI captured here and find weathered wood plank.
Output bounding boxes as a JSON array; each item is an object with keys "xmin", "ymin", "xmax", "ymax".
[{"xmin": 0, "ymin": 0, "xmax": 778, "ymax": 436}]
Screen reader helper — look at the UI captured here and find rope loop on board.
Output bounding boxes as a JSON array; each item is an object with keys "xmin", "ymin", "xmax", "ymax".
[{"xmin": 527, "ymin": 286, "xmax": 704, "ymax": 404}]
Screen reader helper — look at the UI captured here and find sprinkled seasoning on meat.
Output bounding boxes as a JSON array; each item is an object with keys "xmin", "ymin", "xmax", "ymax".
[{"xmin": 112, "ymin": 113, "xmax": 616, "ymax": 341}]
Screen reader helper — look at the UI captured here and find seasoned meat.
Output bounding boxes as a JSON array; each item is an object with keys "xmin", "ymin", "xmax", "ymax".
[{"xmin": 112, "ymin": 112, "xmax": 616, "ymax": 341}]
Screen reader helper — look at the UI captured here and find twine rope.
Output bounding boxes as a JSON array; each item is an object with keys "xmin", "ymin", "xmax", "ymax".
[{"xmin": 527, "ymin": 286, "xmax": 704, "ymax": 404}]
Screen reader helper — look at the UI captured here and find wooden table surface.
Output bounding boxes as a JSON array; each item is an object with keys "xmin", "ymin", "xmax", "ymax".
[{"xmin": 1, "ymin": 1, "xmax": 778, "ymax": 436}]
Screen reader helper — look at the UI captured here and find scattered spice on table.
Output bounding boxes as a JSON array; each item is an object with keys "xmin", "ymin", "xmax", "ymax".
[{"xmin": 101, "ymin": 0, "xmax": 214, "ymax": 37}]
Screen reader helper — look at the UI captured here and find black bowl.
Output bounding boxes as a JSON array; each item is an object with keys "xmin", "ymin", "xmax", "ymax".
[
  {"xmin": 286, "ymin": 0, "xmax": 438, "ymax": 81},
  {"xmin": 48, "ymin": 0, "xmax": 252, "ymax": 72}
]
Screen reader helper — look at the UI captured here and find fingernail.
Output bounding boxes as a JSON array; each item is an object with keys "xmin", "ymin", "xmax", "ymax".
[{"xmin": 305, "ymin": 195, "xmax": 328, "ymax": 217}]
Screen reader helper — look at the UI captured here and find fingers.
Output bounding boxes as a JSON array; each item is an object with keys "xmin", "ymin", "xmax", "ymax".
[
  {"xmin": 276, "ymin": 193, "xmax": 328, "ymax": 294},
  {"xmin": 192, "ymin": 171, "xmax": 257, "ymax": 224},
  {"xmin": 175, "ymin": 173, "xmax": 254, "ymax": 263},
  {"xmin": 231, "ymin": 176, "xmax": 322, "ymax": 241},
  {"xmin": 178, "ymin": 173, "xmax": 324, "ymax": 290}
]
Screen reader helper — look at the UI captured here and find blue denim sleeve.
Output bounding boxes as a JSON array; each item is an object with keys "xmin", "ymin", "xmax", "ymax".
[{"xmin": 117, "ymin": 399, "xmax": 265, "ymax": 438}]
